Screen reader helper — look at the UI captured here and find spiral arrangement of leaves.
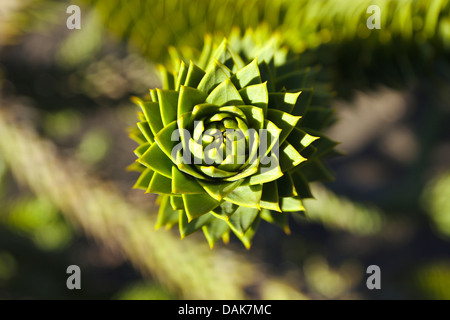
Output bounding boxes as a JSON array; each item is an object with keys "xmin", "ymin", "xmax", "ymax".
[{"xmin": 129, "ymin": 32, "xmax": 338, "ymax": 248}]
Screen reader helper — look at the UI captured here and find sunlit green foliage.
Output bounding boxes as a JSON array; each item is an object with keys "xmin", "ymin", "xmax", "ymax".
[
  {"xmin": 129, "ymin": 32, "xmax": 337, "ymax": 248},
  {"xmin": 80, "ymin": 0, "xmax": 450, "ymax": 61}
]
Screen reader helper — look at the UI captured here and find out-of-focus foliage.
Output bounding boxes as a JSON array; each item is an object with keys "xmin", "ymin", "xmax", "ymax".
[
  {"xmin": 303, "ymin": 256, "xmax": 362, "ymax": 299},
  {"xmin": 8, "ymin": 0, "xmax": 450, "ymax": 103},
  {"xmin": 0, "ymin": 156, "xmax": 73, "ymax": 252},
  {"xmin": 77, "ymin": 129, "xmax": 111, "ymax": 164},
  {"xmin": 73, "ymin": 0, "xmax": 450, "ymax": 102},
  {"xmin": 0, "ymin": 251, "xmax": 17, "ymax": 284},
  {"xmin": 0, "ymin": 0, "xmax": 63, "ymax": 45},
  {"xmin": 414, "ymin": 261, "xmax": 450, "ymax": 300},
  {"xmin": 2, "ymin": 197, "xmax": 73, "ymax": 251},
  {"xmin": 423, "ymin": 171, "xmax": 450, "ymax": 239},
  {"xmin": 303, "ymin": 185, "xmax": 385, "ymax": 236},
  {"xmin": 80, "ymin": 0, "xmax": 450, "ymax": 59},
  {"xmin": 114, "ymin": 283, "xmax": 174, "ymax": 300}
]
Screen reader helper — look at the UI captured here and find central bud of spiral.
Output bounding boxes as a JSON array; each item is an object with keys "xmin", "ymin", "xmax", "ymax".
[{"xmin": 183, "ymin": 104, "xmax": 259, "ymax": 180}]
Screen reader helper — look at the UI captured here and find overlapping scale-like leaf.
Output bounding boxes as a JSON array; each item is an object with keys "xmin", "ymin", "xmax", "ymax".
[{"xmin": 130, "ymin": 35, "xmax": 337, "ymax": 248}]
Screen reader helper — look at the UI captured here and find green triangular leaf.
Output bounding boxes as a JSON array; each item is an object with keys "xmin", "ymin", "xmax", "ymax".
[
  {"xmin": 147, "ymin": 172, "xmax": 172, "ymax": 194},
  {"xmin": 248, "ymin": 152, "xmax": 283, "ymax": 185},
  {"xmin": 154, "ymin": 120, "xmax": 179, "ymax": 162},
  {"xmin": 211, "ymin": 202, "xmax": 239, "ymax": 221},
  {"xmin": 238, "ymin": 105, "xmax": 264, "ymax": 130},
  {"xmin": 170, "ymin": 195, "xmax": 185, "ymax": 211},
  {"xmin": 231, "ymin": 59, "xmax": 261, "ymax": 89},
  {"xmin": 176, "ymin": 152, "xmax": 207, "ymax": 180},
  {"xmin": 197, "ymin": 179, "xmax": 244, "ymax": 201},
  {"xmin": 258, "ymin": 61, "xmax": 275, "ymax": 92},
  {"xmin": 254, "ymin": 39, "xmax": 277, "ymax": 65},
  {"xmin": 238, "ymin": 82, "xmax": 268, "ymax": 116},
  {"xmin": 149, "ymin": 89, "xmax": 158, "ymax": 102},
  {"xmin": 303, "ymin": 128, "xmax": 339, "ymax": 158},
  {"xmin": 197, "ymin": 60, "xmax": 231, "ymax": 94},
  {"xmin": 260, "ymin": 180, "xmax": 281, "ymax": 212},
  {"xmin": 179, "ymin": 211, "xmax": 213, "ymax": 238},
  {"xmin": 129, "ymin": 126, "xmax": 146, "ymax": 145},
  {"xmin": 279, "ymin": 141, "xmax": 307, "ymax": 172},
  {"xmin": 224, "ymin": 129, "xmax": 259, "ymax": 182},
  {"xmin": 175, "ymin": 60, "xmax": 188, "ymax": 91},
  {"xmin": 139, "ymin": 143, "xmax": 173, "ymax": 178},
  {"xmin": 133, "ymin": 168, "xmax": 154, "ymax": 190},
  {"xmin": 231, "ymin": 213, "xmax": 261, "ymax": 249},
  {"xmin": 277, "ymin": 172, "xmax": 297, "ymax": 197},
  {"xmin": 212, "ymin": 39, "xmax": 245, "ymax": 71},
  {"xmin": 292, "ymin": 88, "xmax": 313, "ymax": 116},
  {"xmin": 184, "ymin": 61, "xmax": 206, "ymax": 87},
  {"xmin": 286, "ymin": 127, "xmax": 319, "ymax": 155},
  {"xmin": 157, "ymin": 89, "xmax": 178, "ymax": 126},
  {"xmin": 137, "ymin": 121, "xmax": 154, "ymax": 144},
  {"xmin": 191, "ymin": 104, "xmax": 247, "ymax": 124},
  {"xmin": 182, "ymin": 193, "xmax": 222, "ymax": 221},
  {"xmin": 202, "ymin": 218, "xmax": 229, "ymax": 249},
  {"xmin": 279, "ymin": 196, "xmax": 305, "ymax": 212},
  {"xmin": 266, "ymin": 109, "xmax": 301, "ymax": 145},
  {"xmin": 155, "ymin": 195, "xmax": 179, "ymax": 230},
  {"xmin": 134, "ymin": 142, "xmax": 150, "ymax": 158},
  {"xmin": 268, "ymin": 91, "xmax": 302, "ymax": 114},
  {"xmin": 224, "ymin": 181, "xmax": 262, "ymax": 208},
  {"xmin": 171, "ymin": 166, "xmax": 204, "ymax": 194},
  {"xmin": 291, "ymin": 170, "xmax": 314, "ymax": 198},
  {"xmin": 197, "ymin": 165, "xmax": 237, "ymax": 179},
  {"xmin": 227, "ymin": 206, "xmax": 259, "ymax": 236},
  {"xmin": 137, "ymin": 101, "xmax": 164, "ymax": 136},
  {"xmin": 205, "ymin": 79, "xmax": 244, "ymax": 106},
  {"xmin": 178, "ymin": 86, "xmax": 207, "ymax": 117},
  {"xmin": 127, "ymin": 161, "xmax": 146, "ymax": 173},
  {"xmin": 260, "ymin": 209, "xmax": 290, "ymax": 234},
  {"xmin": 258, "ymin": 119, "xmax": 282, "ymax": 161}
]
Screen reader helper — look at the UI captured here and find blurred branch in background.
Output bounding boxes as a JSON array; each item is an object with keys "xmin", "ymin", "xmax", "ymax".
[
  {"xmin": 78, "ymin": 0, "xmax": 450, "ymax": 59},
  {"xmin": 77, "ymin": 0, "xmax": 450, "ymax": 98},
  {"xmin": 304, "ymin": 184, "xmax": 385, "ymax": 236},
  {"xmin": 8, "ymin": 0, "xmax": 450, "ymax": 97}
]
